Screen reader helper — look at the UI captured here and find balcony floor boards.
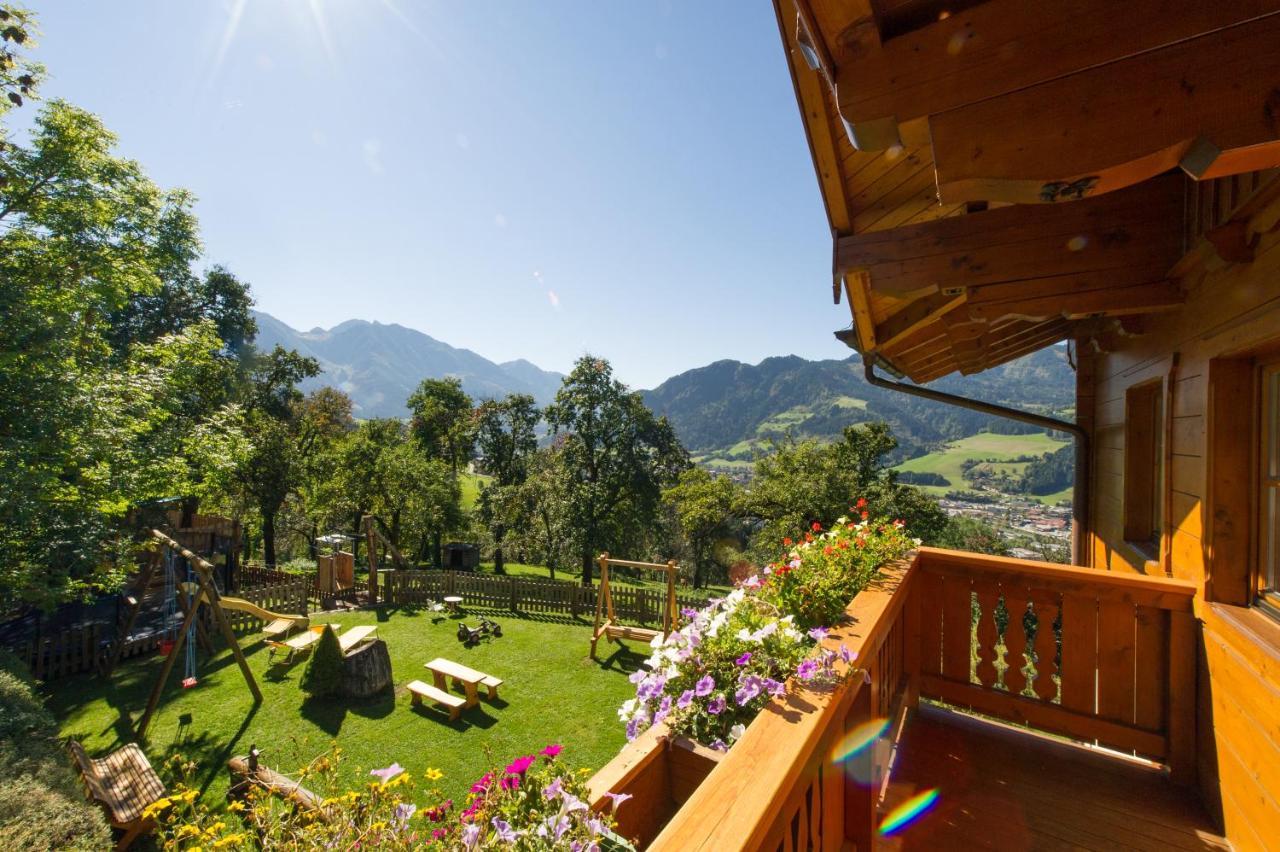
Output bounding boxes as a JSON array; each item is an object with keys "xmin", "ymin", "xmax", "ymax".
[{"xmin": 878, "ymin": 704, "xmax": 1230, "ymax": 851}]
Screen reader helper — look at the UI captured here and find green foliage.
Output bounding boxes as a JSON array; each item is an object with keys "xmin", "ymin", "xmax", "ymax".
[
  {"xmin": 475, "ymin": 394, "xmax": 540, "ymax": 573},
  {"xmin": 1019, "ymin": 444, "xmax": 1075, "ymax": 495},
  {"xmin": 300, "ymin": 626, "xmax": 344, "ymax": 698},
  {"xmin": 936, "ymin": 516, "xmax": 1010, "ymax": 557},
  {"xmin": 0, "ymin": 652, "xmax": 111, "ymax": 850},
  {"xmin": 0, "ymin": 5, "xmax": 41, "ymax": 116},
  {"xmin": 547, "ymin": 356, "xmax": 690, "ymax": 582},
  {"xmin": 760, "ymin": 514, "xmax": 917, "ymax": 630},
  {"xmin": 407, "ymin": 376, "xmax": 474, "ymax": 475},
  {"xmin": 0, "ymin": 88, "xmax": 253, "ymax": 605},
  {"xmin": 746, "ymin": 423, "xmax": 948, "ymax": 558},
  {"xmin": 662, "ymin": 467, "xmax": 740, "ymax": 588}
]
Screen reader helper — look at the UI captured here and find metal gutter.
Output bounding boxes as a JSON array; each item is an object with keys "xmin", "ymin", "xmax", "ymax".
[{"xmin": 862, "ymin": 357, "xmax": 1090, "ymax": 565}]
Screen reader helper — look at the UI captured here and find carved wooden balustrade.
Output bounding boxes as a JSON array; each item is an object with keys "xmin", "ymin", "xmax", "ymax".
[{"xmin": 601, "ymin": 547, "xmax": 1199, "ymax": 851}]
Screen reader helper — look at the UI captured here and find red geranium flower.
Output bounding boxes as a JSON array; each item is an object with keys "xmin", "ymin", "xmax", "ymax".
[
  {"xmin": 783, "ymin": 537, "xmax": 793, "ymax": 546},
  {"xmin": 856, "ymin": 498, "xmax": 868, "ymax": 509},
  {"xmin": 811, "ymin": 522, "xmax": 822, "ymax": 531}
]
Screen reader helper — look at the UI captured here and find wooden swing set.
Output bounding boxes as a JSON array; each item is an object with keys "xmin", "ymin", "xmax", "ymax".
[
  {"xmin": 135, "ymin": 529, "xmax": 262, "ymax": 738},
  {"xmin": 590, "ymin": 553, "xmax": 679, "ymax": 659}
]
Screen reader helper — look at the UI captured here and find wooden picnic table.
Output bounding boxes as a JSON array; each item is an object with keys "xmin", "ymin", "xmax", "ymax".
[
  {"xmin": 425, "ymin": 657, "xmax": 486, "ymax": 707},
  {"xmin": 442, "ymin": 595, "xmax": 463, "ymax": 613}
]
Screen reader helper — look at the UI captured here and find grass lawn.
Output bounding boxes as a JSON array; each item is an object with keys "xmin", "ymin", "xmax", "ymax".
[
  {"xmin": 46, "ymin": 604, "xmax": 642, "ymax": 809},
  {"xmin": 459, "ymin": 472, "xmax": 491, "ymax": 510},
  {"xmin": 895, "ymin": 432, "xmax": 1073, "ymax": 505}
]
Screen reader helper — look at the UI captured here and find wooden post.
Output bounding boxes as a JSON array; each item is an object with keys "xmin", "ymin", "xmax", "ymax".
[
  {"xmin": 138, "ymin": 531, "xmax": 263, "ymax": 738},
  {"xmin": 1167, "ymin": 609, "xmax": 1197, "ymax": 786},
  {"xmin": 590, "ymin": 553, "xmax": 610, "ymax": 659},
  {"xmin": 363, "ymin": 515, "xmax": 379, "ymax": 604},
  {"xmin": 843, "ymin": 684, "xmax": 877, "ymax": 850}
]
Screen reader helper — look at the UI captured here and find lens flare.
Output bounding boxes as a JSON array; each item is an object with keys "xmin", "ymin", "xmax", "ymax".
[
  {"xmin": 879, "ymin": 788, "xmax": 940, "ymax": 836},
  {"xmin": 831, "ymin": 717, "xmax": 890, "ymax": 762}
]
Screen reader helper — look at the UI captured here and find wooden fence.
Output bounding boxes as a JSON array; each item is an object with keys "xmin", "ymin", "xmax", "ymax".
[
  {"xmin": 237, "ymin": 565, "xmax": 301, "ymax": 589},
  {"xmin": 8, "ymin": 623, "xmax": 106, "ymax": 681},
  {"xmin": 221, "ymin": 578, "xmax": 312, "ymax": 635},
  {"xmin": 383, "ymin": 571, "xmax": 710, "ymax": 623}
]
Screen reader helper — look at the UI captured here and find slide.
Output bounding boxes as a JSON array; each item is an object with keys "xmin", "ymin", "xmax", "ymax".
[{"xmin": 219, "ymin": 596, "xmax": 306, "ymax": 625}]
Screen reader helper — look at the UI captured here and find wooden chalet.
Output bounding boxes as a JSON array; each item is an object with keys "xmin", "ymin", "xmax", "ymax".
[{"xmin": 588, "ymin": 3, "xmax": 1280, "ymax": 849}]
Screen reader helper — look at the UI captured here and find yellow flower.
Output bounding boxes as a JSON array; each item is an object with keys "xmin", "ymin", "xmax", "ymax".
[
  {"xmin": 212, "ymin": 834, "xmax": 245, "ymax": 849},
  {"xmin": 227, "ymin": 801, "xmax": 245, "ymax": 813},
  {"xmin": 424, "ymin": 767, "xmax": 443, "ymax": 781}
]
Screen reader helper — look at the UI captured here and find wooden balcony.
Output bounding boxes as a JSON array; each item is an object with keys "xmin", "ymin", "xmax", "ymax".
[{"xmin": 596, "ymin": 548, "xmax": 1231, "ymax": 850}]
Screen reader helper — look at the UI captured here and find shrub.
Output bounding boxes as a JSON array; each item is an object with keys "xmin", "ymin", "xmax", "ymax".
[
  {"xmin": 151, "ymin": 744, "xmax": 627, "ymax": 849},
  {"xmin": 300, "ymin": 626, "xmax": 343, "ymax": 697},
  {"xmin": 0, "ymin": 652, "xmax": 112, "ymax": 851}
]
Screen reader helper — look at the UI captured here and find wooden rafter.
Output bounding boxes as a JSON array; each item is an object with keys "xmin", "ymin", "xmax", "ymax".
[
  {"xmin": 833, "ymin": 0, "xmax": 1280, "ymax": 152},
  {"xmin": 836, "ymin": 175, "xmax": 1184, "ymax": 296},
  {"xmin": 874, "ymin": 292, "xmax": 967, "ymax": 352},
  {"xmin": 929, "ymin": 13, "xmax": 1280, "ymax": 204}
]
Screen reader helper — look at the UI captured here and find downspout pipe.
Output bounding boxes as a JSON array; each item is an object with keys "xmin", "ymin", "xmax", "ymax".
[{"xmin": 863, "ymin": 358, "xmax": 1090, "ymax": 566}]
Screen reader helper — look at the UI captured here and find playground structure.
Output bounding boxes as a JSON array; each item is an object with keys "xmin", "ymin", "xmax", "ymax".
[
  {"xmin": 589, "ymin": 553, "xmax": 679, "ymax": 659},
  {"xmin": 315, "ymin": 547, "xmax": 356, "ymax": 598},
  {"xmin": 361, "ymin": 513, "xmax": 410, "ymax": 603},
  {"xmin": 134, "ymin": 529, "xmax": 265, "ymax": 737}
]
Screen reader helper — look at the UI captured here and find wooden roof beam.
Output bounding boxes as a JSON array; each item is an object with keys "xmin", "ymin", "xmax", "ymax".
[
  {"xmin": 836, "ymin": 174, "xmax": 1184, "ymax": 297},
  {"xmin": 834, "ymin": 1, "xmax": 1280, "ymax": 152},
  {"xmin": 930, "ymin": 13, "xmax": 1280, "ymax": 204},
  {"xmin": 966, "ymin": 280, "xmax": 1185, "ymax": 323},
  {"xmin": 873, "ymin": 292, "xmax": 967, "ymax": 352}
]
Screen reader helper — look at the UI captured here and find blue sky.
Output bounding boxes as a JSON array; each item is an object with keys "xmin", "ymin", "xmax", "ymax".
[{"xmin": 30, "ymin": 1, "xmax": 847, "ymax": 388}]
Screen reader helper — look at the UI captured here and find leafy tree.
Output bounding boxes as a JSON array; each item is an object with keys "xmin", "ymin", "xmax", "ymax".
[
  {"xmin": 0, "ymin": 5, "xmax": 39, "ymax": 117},
  {"xmin": 515, "ymin": 443, "xmax": 575, "ymax": 580},
  {"xmin": 546, "ymin": 356, "xmax": 689, "ymax": 584},
  {"xmin": 746, "ymin": 423, "xmax": 947, "ymax": 556},
  {"xmin": 936, "ymin": 516, "xmax": 1009, "ymax": 556},
  {"xmin": 663, "ymin": 467, "xmax": 739, "ymax": 588},
  {"xmin": 300, "ymin": 625, "xmax": 344, "ymax": 698},
  {"xmin": 232, "ymin": 351, "xmax": 352, "ymax": 565},
  {"xmin": 408, "ymin": 377, "xmax": 475, "ymax": 478},
  {"xmin": 474, "ymin": 394, "xmax": 539, "ymax": 573}
]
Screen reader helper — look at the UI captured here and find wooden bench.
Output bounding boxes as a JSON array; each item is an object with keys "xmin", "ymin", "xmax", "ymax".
[
  {"xmin": 480, "ymin": 675, "xmax": 504, "ymax": 700},
  {"xmin": 69, "ymin": 740, "xmax": 166, "ymax": 850},
  {"xmin": 407, "ymin": 680, "xmax": 467, "ymax": 721},
  {"xmin": 337, "ymin": 624, "xmax": 377, "ymax": 653}
]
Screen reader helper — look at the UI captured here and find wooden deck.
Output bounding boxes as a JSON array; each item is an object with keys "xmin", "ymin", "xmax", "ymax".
[{"xmin": 879, "ymin": 705, "xmax": 1230, "ymax": 851}]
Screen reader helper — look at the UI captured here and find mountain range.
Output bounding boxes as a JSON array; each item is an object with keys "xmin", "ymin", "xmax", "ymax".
[
  {"xmin": 252, "ymin": 311, "xmax": 564, "ymax": 417},
  {"xmin": 252, "ymin": 311, "xmax": 1076, "ymax": 458}
]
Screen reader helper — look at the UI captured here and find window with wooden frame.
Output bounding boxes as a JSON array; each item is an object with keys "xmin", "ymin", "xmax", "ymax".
[
  {"xmin": 1123, "ymin": 381, "xmax": 1164, "ymax": 551},
  {"xmin": 1258, "ymin": 362, "xmax": 1280, "ymax": 613}
]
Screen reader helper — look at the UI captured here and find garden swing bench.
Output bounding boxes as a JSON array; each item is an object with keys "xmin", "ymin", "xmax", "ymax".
[{"xmin": 589, "ymin": 553, "xmax": 679, "ymax": 659}]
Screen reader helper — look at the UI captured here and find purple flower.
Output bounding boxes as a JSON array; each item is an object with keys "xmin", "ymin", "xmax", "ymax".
[
  {"xmin": 695, "ymin": 675, "xmax": 715, "ymax": 697},
  {"xmin": 839, "ymin": 643, "xmax": 857, "ymax": 664},
  {"xmin": 370, "ymin": 763, "xmax": 404, "ymax": 783},
  {"xmin": 654, "ymin": 694, "xmax": 672, "ymax": 724},
  {"xmin": 506, "ymin": 754, "xmax": 536, "ymax": 775},
  {"xmin": 604, "ymin": 790, "xmax": 633, "ymax": 812},
  {"xmin": 735, "ymin": 651, "xmax": 752, "ymax": 666},
  {"xmin": 709, "ymin": 738, "xmax": 728, "ymax": 751},
  {"xmin": 676, "ymin": 689, "xmax": 694, "ymax": 709},
  {"xmin": 707, "ymin": 694, "xmax": 727, "ymax": 715},
  {"xmin": 492, "ymin": 817, "xmax": 520, "ymax": 843},
  {"xmin": 395, "ymin": 802, "xmax": 416, "ymax": 824},
  {"xmin": 808, "ymin": 626, "xmax": 829, "ymax": 642},
  {"xmin": 735, "ymin": 675, "xmax": 762, "ymax": 706},
  {"xmin": 742, "ymin": 575, "xmax": 762, "ymax": 589},
  {"xmin": 543, "ymin": 776, "xmax": 563, "ymax": 800},
  {"xmin": 628, "ymin": 669, "xmax": 647, "ymax": 684},
  {"xmin": 462, "ymin": 822, "xmax": 482, "ymax": 849},
  {"xmin": 470, "ymin": 772, "xmax": 492, "ymax": 794},
  {"xmin": 626, "ymin": 716, "xmax": 643, "ymax": 740},
  {"xmin": 762, "ymin": 677, "xmax": 786, "ymax": 697},
  {"xmin": 681, "ymin": 607, "xmax": 699, "ymax": 619},
  {"xmin": 797, "ymin": 658, "xmax": 820, "ymax": 680},
  {"xmin": 541, "ymin": 743, "xmax": 563, "ymax": 759},
  {"xmin": 587, "ymin": 817, "xmax": 606, "ymax": 836}
]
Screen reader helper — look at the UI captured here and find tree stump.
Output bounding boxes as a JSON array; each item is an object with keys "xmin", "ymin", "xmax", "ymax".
[{"xmin": 340, "ymin": 639, "xmax": 392, "ymax": 698}]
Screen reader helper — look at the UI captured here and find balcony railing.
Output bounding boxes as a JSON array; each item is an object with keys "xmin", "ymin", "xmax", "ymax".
[{"xmin": 596, "ymin": 547, "xmax": 1199, "ymax": 850}]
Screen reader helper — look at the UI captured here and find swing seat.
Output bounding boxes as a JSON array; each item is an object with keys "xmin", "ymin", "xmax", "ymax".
[{"xmin": 181, "ymin": 676, "xmax": 198, "ymax": 689}]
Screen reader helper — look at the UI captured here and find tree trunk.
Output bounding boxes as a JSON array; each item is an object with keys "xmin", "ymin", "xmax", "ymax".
[
  {"xmin": 179, "ymin": 496, "xmax": 199, "ymax": 528},
  {"xmin": 391, "ymin": 510, "xmax": 401, "ymax": 550},
  {"xmin": 262, "ymin": 510, "xmax": 277, "ymax": 567},
  {"xmin": 493, "ymin": 525, "xmax": 506, "ymax": 575},
  {"xmin": 432, "ymin": 530, "xmax": 442, "ymax": 569},
  {"xmin": 352, "ymin": 511, "xmax": 362, "ymax": 564},
  {"xmin": 340, "ymin": 639, "xmax": 392, "ymax": 698},
  {"xmin": 581, "ymin": 548, "xmax": 593, "ymax": 586},
  {"xmin": 694, "ymin": 558, "xmax": 704, "ymax": 589},
  {"xmin": 308, "ymin": 521, "xmax": 319, "ymax": 560}
]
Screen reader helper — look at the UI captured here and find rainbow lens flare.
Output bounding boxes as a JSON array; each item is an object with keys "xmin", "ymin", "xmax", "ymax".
[
  {"xmin": 878, "ymin": 788, "xmax": 940, "ymax": 836},
  {"xmin": 830, "ymin": 717, "xmax": 890, "ymax": 763}
]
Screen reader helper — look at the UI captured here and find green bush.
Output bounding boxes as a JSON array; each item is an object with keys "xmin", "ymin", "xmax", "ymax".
[
  {"xmin": 300, "ymin": 626, "xmax": 343, "ymax": 697},
  {"xmin": 0, "ymin": 652, "xmax": 112, "ymax": 850}
]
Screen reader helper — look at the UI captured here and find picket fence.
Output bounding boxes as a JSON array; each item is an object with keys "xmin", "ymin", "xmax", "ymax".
[
  {"xmin": 222, "ymin": 577, "xmax": 312, "ymax": 635},
  {"xmin": 382, "ymin": 571, "xmax": 710, "ymax": 624}
]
